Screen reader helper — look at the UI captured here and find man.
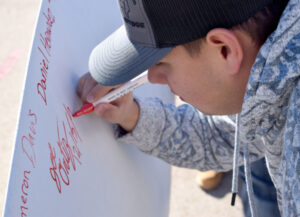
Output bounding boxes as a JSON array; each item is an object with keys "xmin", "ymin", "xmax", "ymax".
[{"xmin": 77, "ymin": 0, "xmax": 299, "ymax": 216}]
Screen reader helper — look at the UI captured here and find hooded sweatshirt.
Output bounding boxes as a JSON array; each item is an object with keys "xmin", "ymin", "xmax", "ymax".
[{"xmin": 116, "ymin": 0, "xmax": 300, "ymax": 216}]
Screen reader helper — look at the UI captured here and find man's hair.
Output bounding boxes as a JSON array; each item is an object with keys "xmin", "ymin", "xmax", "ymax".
[{"xmin": 183, "ymin": 0, "xmax": 289, "ymax": 57}]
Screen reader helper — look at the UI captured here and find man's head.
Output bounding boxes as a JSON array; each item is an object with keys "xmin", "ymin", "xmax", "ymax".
[
  {"xmin": 148, "ymin": 28, "xmax": 256, "ymax": 115},
  {"xmin": 89, "ymin": 0, "xmax": 288, "ymax": 114},
  {"xmin": 148, "ymin": 1, "xmax": 288, "ymax": 115}
]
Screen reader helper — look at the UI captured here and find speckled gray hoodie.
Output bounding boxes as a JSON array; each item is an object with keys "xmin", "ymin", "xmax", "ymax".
[{"xmin": 117, "ymin": 0, "xmax": 300, "ymax": 216}]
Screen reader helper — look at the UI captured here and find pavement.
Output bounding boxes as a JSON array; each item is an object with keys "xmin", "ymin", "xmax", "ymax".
[{"xmin": 0, "ymin": 0, "xmax": 244, "ymax": 216}]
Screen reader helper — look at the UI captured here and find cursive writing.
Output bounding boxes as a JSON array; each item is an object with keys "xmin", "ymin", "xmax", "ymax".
[
  {"xmin": 20, "ymin": 170, "xmax": 31, "ymax": 217},
  {"xmin": 21, "ymin": 109, "xmax": 38, "ymax": 168},
  {"xmin": 19, "ymin": 1, "xmax": 53, "ymax": 215},
  {"xmin": 49, "ymin": 104, "xmax": 82, "ymax": 193},
  {"xmin": 37, "ymin": 7, "xmax": 55, "ymax": 106}
]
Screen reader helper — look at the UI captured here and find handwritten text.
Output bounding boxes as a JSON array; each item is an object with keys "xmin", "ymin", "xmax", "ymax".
[
  {"xmin": 49, "ymin": 104, "xmax": 82, "ymax": 193},
  {"xmin": 37, "ymin": 7, "xmax": 55, "ymax": 106},
  {"xmin": 20, "ymin": 170, "xmax": 31, "ymax": 217},
  {"xmin": 21, "ymin": 109, "xmax": 38, "ymax": 168}
]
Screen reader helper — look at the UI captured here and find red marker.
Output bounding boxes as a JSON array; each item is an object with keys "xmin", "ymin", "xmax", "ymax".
[
  {"xmin": 72, "ymin": 103, "xmax": 95, "ymax": 117},
  {"xmin": 73, "ymin": 73, "xmax": 148, "ymax": 118}
]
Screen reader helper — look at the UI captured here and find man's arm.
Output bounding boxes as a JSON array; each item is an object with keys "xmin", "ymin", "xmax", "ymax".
[
  {"xmin": 118, "ymin": 97, "xmax": 243, "ymax": 171},
  {"xmin": 77, "ymin": 72, "xmax": 264, "ymax": 171}
]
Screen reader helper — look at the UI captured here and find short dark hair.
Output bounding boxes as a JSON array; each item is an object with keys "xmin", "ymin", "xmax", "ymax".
[{"xmin": 183, "ymin": 0, "xmax": 289, "ymax": 56}]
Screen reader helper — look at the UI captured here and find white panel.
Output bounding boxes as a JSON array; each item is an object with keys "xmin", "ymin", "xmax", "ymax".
[{"xmin": 3, "ymin": 1, "xmax": 171, "ymax": 217}]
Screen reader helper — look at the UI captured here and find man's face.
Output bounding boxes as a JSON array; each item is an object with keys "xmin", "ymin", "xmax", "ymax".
[{"xmin": 148, "ymin": 39, "xmax": 253, "ymax": 115}]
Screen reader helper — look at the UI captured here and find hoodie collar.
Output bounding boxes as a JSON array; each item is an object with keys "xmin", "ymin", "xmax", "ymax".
[
  {"xmin": 240, "ymin": 0, "xmax": 300, "ymax": 140},
  {"xmin": 231, "ymin": 1, "xmax": 300, "ymax": 216}
]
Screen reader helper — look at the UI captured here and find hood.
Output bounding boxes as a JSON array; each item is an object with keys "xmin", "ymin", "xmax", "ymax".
[
  {"xmin": 240, "ymin": 0, "xmax": 300, "ymax": 143},
  {"xmin": 231, "ymin": 1, "xmax": 300, "ymax": 216}
]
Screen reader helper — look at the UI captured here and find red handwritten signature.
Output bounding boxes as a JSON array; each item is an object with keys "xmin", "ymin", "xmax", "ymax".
[
  {"xmin": 49, "ymin": 104, "xmax": 82, "ymax": 193},
  {"xmin": 21, "ymin": 109, "xmax": 38, "ymax": 168},
  {"xmin": 37, "ymin": 7, "xmax": 55, "ymax": 106},
  {"xmin": 20, "ymin": 170, "xmax": 31, "ymax": 217},
  {"xmin": 19, "ymin": 2, "xmax": 54, "ymax": 216},
  {"xmin": 19, "ymin": 109, "xmax": 37, "ymax": 217}
]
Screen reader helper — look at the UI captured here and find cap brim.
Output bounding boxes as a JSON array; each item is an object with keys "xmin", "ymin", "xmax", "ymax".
[{"xmin": 89, "ymin": 25, "xmax": 172, "ymax": 86}]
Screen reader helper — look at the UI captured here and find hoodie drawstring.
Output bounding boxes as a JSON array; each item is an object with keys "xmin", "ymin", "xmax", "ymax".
[
  {"xmin": 231, "ymin": 114, "xmax": 241, "ymax": 205},
  {"xmin": 244, "ymin": 142, "xmax": 258, "ymax": 217},
  {"xmin": 231, "ymin": 114, "xmax": 258, "ymax": 217}
]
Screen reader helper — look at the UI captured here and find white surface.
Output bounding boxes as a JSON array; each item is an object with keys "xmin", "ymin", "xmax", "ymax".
[{"xmin": 3, "ymin": 1, "xmax": 171, "ymax": 217}]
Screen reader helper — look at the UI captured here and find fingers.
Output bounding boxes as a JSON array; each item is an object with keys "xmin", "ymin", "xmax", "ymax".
[
  {"xmin": 93, "ymin": 93, "xmax": 134, "ymax": 123},
  {"xmin": 77, "ymin": 72, "xmax": 91, "ymax": 98},
  {"xmin": 94, "ymin": 103, "xmax": 120, "ymax": 123},
  {"xmin": 77, "ymin": 72, "xmax": 118, "ymax": 103},
  {"xmin": 87, "ymin": 83, "xmax": 121, "ymax": 103},
  {"xmin": 77, "ymin": 73, "xmax": 97, "ymax": 101},
  {"xmin": 82, "ymin": 80, "xmax": 98, "ymax": 102},
  {"xmin": 76, "ymin": 73, "xmax": 139, "ymax": 131}
]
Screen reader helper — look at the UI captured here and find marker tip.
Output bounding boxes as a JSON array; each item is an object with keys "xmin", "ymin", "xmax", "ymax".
[{"xmin": 72, "ymin": 103, "xmax": 94, "ymax": 118}]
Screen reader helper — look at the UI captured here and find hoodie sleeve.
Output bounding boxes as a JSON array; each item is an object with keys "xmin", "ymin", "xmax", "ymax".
[{"xmin": 117, "ymin": 97, "xmax": 264, "ymax": 171}]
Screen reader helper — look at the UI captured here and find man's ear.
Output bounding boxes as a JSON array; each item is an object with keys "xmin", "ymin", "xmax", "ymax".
[{"xmin": 206, "ymin": 28, "xmax": 243, "ymax": 75}]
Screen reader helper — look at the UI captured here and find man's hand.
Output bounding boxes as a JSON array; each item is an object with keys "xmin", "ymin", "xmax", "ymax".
[{"xmin": 76, "ymin": 72, "xmax": 140, "ymax": 132}]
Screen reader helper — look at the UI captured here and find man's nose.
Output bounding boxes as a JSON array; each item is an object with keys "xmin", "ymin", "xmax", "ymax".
[{"xmin": 147, "ymin": 66, "xmax": 168, "ymax": 85}]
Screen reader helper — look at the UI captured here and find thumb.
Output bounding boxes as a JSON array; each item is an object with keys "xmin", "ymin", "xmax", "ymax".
[{"xmin": 94, "ymin": 103, "xmax": 121, "ymax": 123}]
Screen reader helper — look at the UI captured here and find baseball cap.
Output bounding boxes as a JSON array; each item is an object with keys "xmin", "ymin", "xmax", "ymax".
[{"xmin": 89, "ymin": 0, "xmax": 273, "ymax": 86}]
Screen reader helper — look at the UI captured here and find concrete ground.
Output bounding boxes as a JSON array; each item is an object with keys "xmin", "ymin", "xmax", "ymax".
[{"xmin": 0, "ymin": 0, "xmax": 244, "ymax": 216}]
